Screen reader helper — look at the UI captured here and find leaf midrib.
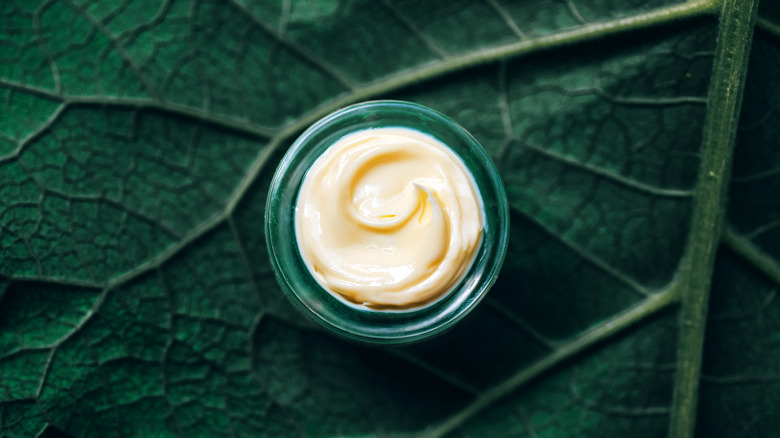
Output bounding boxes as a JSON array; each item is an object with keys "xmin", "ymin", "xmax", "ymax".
[{"xmin": 668, "ymin": 0, "xmax": 758, "ymax": 435}]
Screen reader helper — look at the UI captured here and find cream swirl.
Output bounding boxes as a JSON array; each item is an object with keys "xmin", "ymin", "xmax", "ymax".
[{"xmin": 295, "ymin": 127, "xmax": 483, "ymax": 308}]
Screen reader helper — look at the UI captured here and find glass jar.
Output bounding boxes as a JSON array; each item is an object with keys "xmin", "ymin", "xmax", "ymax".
[{"xmin": 265, "ymin": 100, "xmax": 509, "ymax": 344}]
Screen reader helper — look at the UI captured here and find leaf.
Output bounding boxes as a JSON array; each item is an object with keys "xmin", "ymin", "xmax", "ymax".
[{"xmin": 0, "ymin": 0, "xmax": 775, "ymax": 437}]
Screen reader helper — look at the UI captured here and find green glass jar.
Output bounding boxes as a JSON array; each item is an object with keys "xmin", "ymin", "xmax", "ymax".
[{"xmin": 265, "ymin": 101, "xmax": 509, "ymax": 344}]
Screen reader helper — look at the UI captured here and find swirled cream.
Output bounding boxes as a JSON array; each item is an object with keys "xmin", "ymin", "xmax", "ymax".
[{"xmin": 295, "ymin": 127, "xmax": 483, "ymax": 309}]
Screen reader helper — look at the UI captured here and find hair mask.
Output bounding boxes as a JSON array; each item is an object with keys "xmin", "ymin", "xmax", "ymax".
[{"xmin": 296, "ymin": 127, "xmax": 484, "ymax": 309}]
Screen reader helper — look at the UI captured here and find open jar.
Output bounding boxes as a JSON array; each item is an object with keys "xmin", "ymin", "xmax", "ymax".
[{"xmin": 265, "ymin": 100, "xmax": 509, "ymax": 344}]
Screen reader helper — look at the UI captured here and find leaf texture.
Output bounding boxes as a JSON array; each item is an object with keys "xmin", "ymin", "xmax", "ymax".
[{"xmin": 0, "ymin": 0, "xmax": 776, "ymax": 437}]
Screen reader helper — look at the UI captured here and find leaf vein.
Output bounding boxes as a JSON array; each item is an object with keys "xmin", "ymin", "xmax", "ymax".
[
  {"xmin": 60, "ymin": 0, "xmax": 160, "ymax": 99},
  {"xmin": 416, "ymin": 290, "xmax": 676, "ymax": 438},
  {"xmin": 226, "ymin": 0, "xmax": 356, "ymax": 90},
  {"xmin": 509, "ymin": 205, "xmax": 654, "ymax": 297}
]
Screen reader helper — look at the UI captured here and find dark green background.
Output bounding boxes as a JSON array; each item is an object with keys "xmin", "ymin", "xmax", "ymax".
[{"xmin": 0, "ymin": 0, "xmax": 778, "ymax": 436}]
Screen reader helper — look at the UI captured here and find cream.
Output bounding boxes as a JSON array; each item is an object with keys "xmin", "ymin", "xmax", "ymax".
[{"xmin": 295, "ymin": 127, "xmax": 483, "ymax": 308}]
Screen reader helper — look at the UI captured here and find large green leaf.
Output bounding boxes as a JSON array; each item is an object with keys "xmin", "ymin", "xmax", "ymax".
[{"xmin": 0, "ymin": 0, "xmax": 776, "ymax": 436}]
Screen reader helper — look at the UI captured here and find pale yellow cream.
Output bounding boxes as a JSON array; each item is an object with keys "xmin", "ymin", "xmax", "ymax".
[{"xmin": 295, "ymin": 127, "xmax": 483, "ymax": 309}]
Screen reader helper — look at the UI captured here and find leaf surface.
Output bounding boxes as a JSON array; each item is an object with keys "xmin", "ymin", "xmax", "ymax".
[{"xmin": 0, "ymin": 0, "xmax": 776, "ymax": 437}]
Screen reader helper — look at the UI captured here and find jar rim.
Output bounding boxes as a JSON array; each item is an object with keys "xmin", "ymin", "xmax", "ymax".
[{"xmin": 265, "ymin": 100, "xmax": 509, "ymax": 344}]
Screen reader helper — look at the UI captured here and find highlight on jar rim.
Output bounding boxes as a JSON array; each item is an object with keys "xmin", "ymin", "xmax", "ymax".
[{"xmin": 265, "ymin": 100, "xmax": 509, "ymax": 344}]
